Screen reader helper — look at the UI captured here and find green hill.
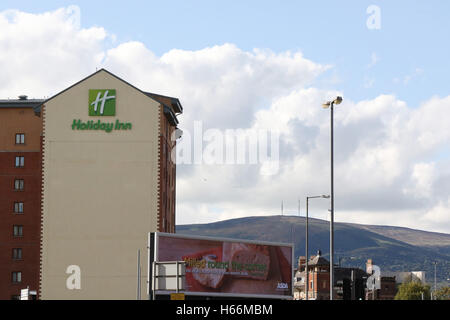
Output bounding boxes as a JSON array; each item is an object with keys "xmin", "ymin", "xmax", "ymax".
[{"xmin": 176, "ymin": 215, "xmax": 450, "ymax": 286}]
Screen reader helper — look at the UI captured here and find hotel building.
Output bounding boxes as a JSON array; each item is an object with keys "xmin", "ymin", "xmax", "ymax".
[{"xmin": 0, "ymin": 69, "xmax": 182, "ymax": 299}]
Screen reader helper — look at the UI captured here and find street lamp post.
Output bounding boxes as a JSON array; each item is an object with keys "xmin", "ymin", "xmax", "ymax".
[
  {"xmin": 305, "ymin": 194, "xmax": 330, "ymax": 300},
  {"xmin": 322, "ymin": 96, "xmax": 343, "ymax": 300}
]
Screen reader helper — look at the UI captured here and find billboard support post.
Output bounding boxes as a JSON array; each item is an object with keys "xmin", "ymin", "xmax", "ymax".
[
  {"xmin": 176, "ymin": 261, "xmax": 179, "ymax": 293},
  {"xmin": 152, "ymin": 261, "xmax": 156, "ymax": 300},
  {"xmin": 137, "ymin": 249, "xmax": 141, "ymax": 300},
  {"xmin": 147, "ymin": 233, "xmax": 150, "ymax": 300},
  {"xmin": 147, "ymin": 232, "xmax": 154, "ymax": 300}
]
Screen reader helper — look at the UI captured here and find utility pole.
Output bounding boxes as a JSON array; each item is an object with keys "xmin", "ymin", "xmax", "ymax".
[
  {"xmin": 290, "ymin": 225, "xmax": 294, "ymax": 245},
  {"xmin": 351, "ymin": 270, "xmax": 356, "ymax": 300},
  {"xmin": 433, "ymin": 261, "xmax": 437, "ymax": 300},
  {"xmin": 322, "ymin": 96, "xmax": 342, "ymax": 300},
  {"xmin": 330, "ymin": 101, "xmax": 335, "ymax": 301}
]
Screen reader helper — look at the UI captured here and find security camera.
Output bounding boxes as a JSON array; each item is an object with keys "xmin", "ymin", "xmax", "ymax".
[{"xmin": 174, "ymin": 128, "xmax": 183, "ymax": 140}]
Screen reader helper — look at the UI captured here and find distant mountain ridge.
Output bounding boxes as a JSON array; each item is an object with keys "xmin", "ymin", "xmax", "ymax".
[
  {"xmin": 176, "ymin": 215, "xmax": 450, "ymax": 285},
  {"xmin": 349, "ymin": 224, "xmax": 450, "ymax": 247}
]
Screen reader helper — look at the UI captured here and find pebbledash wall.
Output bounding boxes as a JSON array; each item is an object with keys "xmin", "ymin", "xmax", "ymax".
[{"xmin": 36, "ymin": 69, "xmax": 180, "ymax": 299}]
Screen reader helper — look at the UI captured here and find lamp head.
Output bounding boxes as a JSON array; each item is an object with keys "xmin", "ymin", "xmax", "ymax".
[
  {"xmin": 322, "ymin": 101, "xmax": 331, "ymax": 109},
  {"xmin": 322, "ymin": 96, "xmax": 343, "ymax": 108}
]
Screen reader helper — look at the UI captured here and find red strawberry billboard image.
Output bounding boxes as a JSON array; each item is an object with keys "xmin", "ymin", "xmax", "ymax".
[{"xmin": 154, "ymin": 233, "xmax": 293, "ymax": 298}]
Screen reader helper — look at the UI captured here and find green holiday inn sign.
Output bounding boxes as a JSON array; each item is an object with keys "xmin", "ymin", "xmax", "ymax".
[
  {"xmin": 71, "ymin": 89, "xmax": 132, "ymax": 133},
  {"xmin": 89, "ymin": 89, "xmax": 116, "ymax": 116}
]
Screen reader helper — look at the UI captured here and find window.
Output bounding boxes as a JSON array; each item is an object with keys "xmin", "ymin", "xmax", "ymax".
[
  {"xmin": 14, "ymin": 179, "xmax": 24, "ymax": 191},
  {"xmin": 14, "ymin": 202, "xmax": 24, "ymax": 214},
  {"xmin": 15, "ymin": 133, "xmax": 25, "ymax": 145},
  {"xmin": 13, "ymin": 225, "xmax": 23, "ymax": 237},
  {"xmin": 12, "ymin": 272, "xmax": 22, "ymax": 283},
  {"xmin": 12, "ymin": 248, "xmax": 22, "ymax": 260},
  {"xmin": 15, "ymin": 156, "xmax": 25, "ymax": 168}
]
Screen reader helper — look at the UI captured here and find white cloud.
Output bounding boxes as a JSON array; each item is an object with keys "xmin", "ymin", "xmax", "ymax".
[
  {"xmin": 104, "ymin": 42, "xmax": 329, "ymax": 129},
  {"xmin": 422, "ymin": 198, "xmax": 450, "ymax": 225},
  {"xmin": 0, "ymin": 6, "xmax": 109, "ymax": 99},
  {"xmin": 1, "ymin": 6, "xmax": 450, "ymax": 233},
  {"xmin": 403, "ymin": 162, "xmax": 436, "ymax": 198}
]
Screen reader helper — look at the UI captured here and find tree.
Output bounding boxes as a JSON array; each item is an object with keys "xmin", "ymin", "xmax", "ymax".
[
  {"xmin": 394, "ymin": 280, "xmax": 431, "ymax": 300},
  {"xmin": 435, "ymin": 287, "xmax": 450, "ymax": 300}
]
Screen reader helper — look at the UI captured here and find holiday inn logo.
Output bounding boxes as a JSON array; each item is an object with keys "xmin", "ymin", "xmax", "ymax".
[
  {"xmin": 70, "ymin": 88, "xmax": 132, "ymax": 133},
  {"xmin": 89, "ymin": 89, "xmax": 116, "ymax": 116}
]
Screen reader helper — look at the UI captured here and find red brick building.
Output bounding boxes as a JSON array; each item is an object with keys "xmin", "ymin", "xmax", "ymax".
[
  {"xmin": 365, "ymin": 259, "xmax": 398, "ymax": 300},
  {"xmin": 145, "ymin": 92, "xmax": 182, "ymax": 233},
  {"xmin": 295, "ymin": 253, "xmax": 368, "ymax": 300},
  {"xmin": 0, "ymin": 98, "xmax": 43, "ymax": 300},
  {"xmin": 301, "ymin": 251, "xmax": 332, "ymax": 300},
  {"xmin": 365, "ymin": 276, "xmax": 397, "ymax": 300}
]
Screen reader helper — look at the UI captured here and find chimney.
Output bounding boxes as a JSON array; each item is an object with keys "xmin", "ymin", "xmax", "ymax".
[
  {"xmin": 18, "ymin": 95, "xmax": 28, "ymax": 100},
  {"xmin": 298, "ymin": 256, "xmax": 306, "ymax": 271},
  {"xmin": 366, "ymin": 259, "xmax": 373, "ymax": 274}
]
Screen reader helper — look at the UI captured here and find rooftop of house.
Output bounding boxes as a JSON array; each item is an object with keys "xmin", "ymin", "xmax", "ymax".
[
  {"xmin": 308, "ymin": 250, "xmax": 330, "ymax": 266},
  {"xmin": 0, "ymin": 96, "xmax": 45, "ymax": 108}
]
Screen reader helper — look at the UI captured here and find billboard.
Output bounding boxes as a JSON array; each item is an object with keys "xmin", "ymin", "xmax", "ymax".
[{"xmin": 152, "ymin": 232, "xmax": 293, "ymax": 299}]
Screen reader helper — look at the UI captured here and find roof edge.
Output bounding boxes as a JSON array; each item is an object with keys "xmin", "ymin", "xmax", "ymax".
[{"xmin": 33, "ymin": 68, "xmax": 169, "ymax": 113}]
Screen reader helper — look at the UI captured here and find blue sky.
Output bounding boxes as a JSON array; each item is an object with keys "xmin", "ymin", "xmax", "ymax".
[
  {"xmin": 2, "ymin": 1, "xmax": 449, "ymax": 106},
  {"xmin": 1, "ymin": 2, "xmax": 449, "ymax": 232}
]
